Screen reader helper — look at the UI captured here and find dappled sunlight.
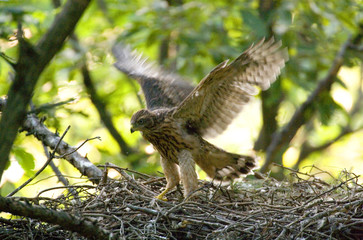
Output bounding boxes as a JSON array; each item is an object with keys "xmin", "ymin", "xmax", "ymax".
[
  {"xmin": 1, "ymin": 157, "xmax": 24, "ymax": 187},
  {"xmin": 282, "ymin": 147, "xmax": 299, "ymax": 168},
  {"xmin": 91, "ymin": 128, "xmax": 119, "ymax": 156},
  {"xmin": 333, "ymin": 66, "xmax": 361, "ymax": 111},
  {"xmin": 323, "ymin": 133, "xmax": 363, "ymax": 175},
  {"xmin": 332, "ymin": 88, "xmax": 352, "ymax": 111}
]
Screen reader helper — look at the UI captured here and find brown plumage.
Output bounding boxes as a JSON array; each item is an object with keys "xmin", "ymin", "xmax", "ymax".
[{"xmin": 113, "ymin": 38, "xmax": 288, "ymax": 200}]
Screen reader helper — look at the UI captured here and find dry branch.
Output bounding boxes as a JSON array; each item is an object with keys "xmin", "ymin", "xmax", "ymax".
[
  {"xmin": 0, "ymin": 0, "xmax": 91, "ymax": 180},
  {"xmin": 0, "ymin": 99, "xmax": 103, "ymax": 183},
  {"xmin": 21, "ymin": 114, "xmax": 103, "ymax": 183},
  {"xmin": 7, "ymin": 126, "xmax": 71, "ymax": 197},
  {"xmin": 1, "ymin": 166, "xmax": 362, "ymax": 239},
  {"xmin": 0, "ymin": 196, "xmax": 111, "ymax": 239},
  {"xmin": 65, "ymin": 29, "xmax": 135, "ymax": 156}
]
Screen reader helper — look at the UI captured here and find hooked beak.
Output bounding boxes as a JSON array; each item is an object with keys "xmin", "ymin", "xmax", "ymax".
[{"xmin": 130, "ymin": 127, "xmax": 135, "ymax": 133}]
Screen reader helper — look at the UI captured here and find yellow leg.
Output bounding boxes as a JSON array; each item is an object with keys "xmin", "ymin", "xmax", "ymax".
[{"xmin": 156, "ymin": 188, "xmax": 171, "ymax": 201}]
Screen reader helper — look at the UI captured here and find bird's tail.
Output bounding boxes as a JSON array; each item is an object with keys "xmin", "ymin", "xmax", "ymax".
[
  {"xmin": 195, "ymin": 142, "xmax": 257, "ymax": 181},
  {"xmin": 213, "ymin": 153, "xmax": 257, "ymax": 181}
]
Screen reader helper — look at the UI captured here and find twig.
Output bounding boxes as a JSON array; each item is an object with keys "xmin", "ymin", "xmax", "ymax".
[
  {"xmin": 105, "ymin": 162, "xmax": 157, "ymax": 196},
  {"xmin": 20, "ymin": 113, "xmax": 103, "ymax": 183},
  {"xmin": 0, "ymin": 52, "xmax": 16, "ymax": 68},
  {"xmin": 44, "ymin": 144, "xmax": 80, "ymax": 199},
  {"xmin": 98, "ymin": 164, "xmax": 155, "ymax": 180},
  {"xmin": 27, "ymin": 98, "xmax": 76, "ymax": 114},
  {"xmin": 35, "ymin": 185, "xmax": 96, "ymax": 198},
  {"xmin": 0, "ymin": 196, "xmax": 112, "ymax": 239},
  {"xmin": 55, "ymin": 136, "xmax": 101, "ymax": 158},
  {"xmin": 7, "ymin": 126, "xmax": 71, "ymax": 197},
  {"xmin": 126, "ymin": 204, "xmax": 159, "ymax": 215},
  {"xmin": 272, "ymin": 163, "xmax": 330, "ymax": 186},
  {"xmin": 303, "ymin": 176, "xmax": 359, "ymax": 205}
]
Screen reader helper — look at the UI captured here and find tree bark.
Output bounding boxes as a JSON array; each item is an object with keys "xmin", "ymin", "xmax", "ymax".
[
  {"xmin": 261, "ymin": 35, "xmax": 360, "ymax": 173},
  {"xmin": 0, "ymin": 196, "xmax": 111, "ymax": 239},
  {"xmin": 0, "ymin": 0, "xmax": 91, "ymax": 181},
  {"xmin": 254, "ymin": 0, "xmax": 282, "ymax": 151}
]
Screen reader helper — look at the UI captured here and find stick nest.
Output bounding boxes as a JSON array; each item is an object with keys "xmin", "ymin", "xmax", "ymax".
[{"xmin": 1, "ymin": 165, "xmax": 362, "ymax": 239}]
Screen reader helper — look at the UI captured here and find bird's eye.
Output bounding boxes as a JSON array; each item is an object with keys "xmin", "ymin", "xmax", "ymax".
[{"xmin": 137, "ymin": 119, "xmax": 145, "ymax": 125}]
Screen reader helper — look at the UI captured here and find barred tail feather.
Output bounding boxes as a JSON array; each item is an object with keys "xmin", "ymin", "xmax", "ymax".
[
  {"xmin": 214, "ymin": 153, "xmax": 257, "ymax": 181},
  {"xmin": 195, "ymin": 141, "xmax": 257, "ymax": 181}
]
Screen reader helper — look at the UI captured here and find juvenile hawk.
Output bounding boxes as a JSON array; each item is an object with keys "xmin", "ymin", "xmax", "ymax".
[{"xmin": 113, "ymin": 38, "xmax": 288, "ymax": 200}]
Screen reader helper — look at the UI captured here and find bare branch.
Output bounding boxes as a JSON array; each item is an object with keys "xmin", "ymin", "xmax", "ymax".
[
  {"xmin": 28, "ymin": 98, "xmax": 76, "ymax": 114},
  {"xmin": 66, "ymin": 33, "xmax": 135, "ymax": 156},
  {"xmin": 104, "ymin": 162, "xmax": 157, "ymax": 197},
  {"xmin": 0, "ymin": 196, "xmax": 112, "ymax": 239},
  {"xmin": 80, "ymin": 63, "xmax": 135, "ymax": 156},
  {"xmin": 46, "ymin": 147, "xmax": 80, "ymax": 199},
  {"xmin": 0, "ymin": 99, "xmax": 103, "ymax": 183},
  {"xmin": 55, "ymin": 136, "xmax": 101, "ymax": 159},
  {"xmin": 295, "ymin": 62, "xmax": 363, "ymax": 165},
  {"xmin": 7, "ymin": 126, "xmax": 71, "ymax": 197},
  {"xmin": 21, "ymin": 114, "xmax": 103, "ymax": 183},
  {"xmin": 261, "ymin": 33, "xmax": 362, "ymax": 173},
  {"xmin": 0, "ymin": 0, "xmax": 91, "ymax": 180}
]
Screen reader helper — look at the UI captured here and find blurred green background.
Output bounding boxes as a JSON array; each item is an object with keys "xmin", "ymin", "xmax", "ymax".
[{"xmin": 0, "ymin": 0, "xmax": 362, "ymax": 197}]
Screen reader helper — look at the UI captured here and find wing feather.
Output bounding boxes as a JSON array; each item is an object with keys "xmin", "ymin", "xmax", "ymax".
[
  {"xmin": 173, "ymin": 37, "xmax": 288, "ymax": 137},
  {"xmin": 112, "ymin": 44, "xmax": 194, "ymax": 110}
]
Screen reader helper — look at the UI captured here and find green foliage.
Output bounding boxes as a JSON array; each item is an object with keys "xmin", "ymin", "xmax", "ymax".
[
  {"xmin": 12, "ymin": 147, "xmax": 35, "ymax": 176},
  {"xmin": 240, "ymin": 10, "xmax": 267, "ymax": 37},
  {"xmin": 0, "ymin": 0, "xmax": 362, "ymax": 194},
  {"xmin": 316, "ymin": 91, "xmax": 348, "ymax": 126}
]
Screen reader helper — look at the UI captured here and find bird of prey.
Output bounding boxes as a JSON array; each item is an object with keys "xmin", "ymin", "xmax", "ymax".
[{"xmin": 113, "ymin": 38, "xmax": 288, "ymax": 200}]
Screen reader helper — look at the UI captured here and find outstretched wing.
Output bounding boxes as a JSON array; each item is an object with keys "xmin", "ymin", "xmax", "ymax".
[
  {"xmin": 173, "ymin": 37, "xmax": 288, "ymax": 137},
  {"xmin": 113, "ymin": 44, "xmax": 195, "ymax": 110}
]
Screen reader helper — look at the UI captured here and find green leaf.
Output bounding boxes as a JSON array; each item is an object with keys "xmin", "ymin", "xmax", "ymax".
[
  {"xmin": 240, "ymin": 10, "xmax": 267, "ymax": 38},
  {"xmin": 316, "ymin": 92, "xmax": 347, "ymax": 126},
  {"xmin": 12, "ymin": 147, "xmax": 35, "ymax": 175}
]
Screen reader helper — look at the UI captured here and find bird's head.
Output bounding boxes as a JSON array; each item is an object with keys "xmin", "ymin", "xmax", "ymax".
[{"xmin": 130, "ymin": 109, "xmax": 156, "ymax": 133}]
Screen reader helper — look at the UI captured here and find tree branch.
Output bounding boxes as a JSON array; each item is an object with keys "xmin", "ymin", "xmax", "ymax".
[
  {"xmin": 0, "ymin": 196, "xmax": 111, "ymax": 239},
  {"xmin": 21, "ymin": 114, "xmax": 103, "ymax": 183},
  {"xmin": 0, "ymin": 0, "xmax": 91, "ymax": 181},
  {"xmin": 0, "ymin": 98, "xmax": 103, "ymax": 183},
  {"xmin": 81, "ymin": 64, "xmax": 135, "ymax": 156},
  {"xmin": 53, "ymin": 0, "xmax": 134, "ymax": 156},
  {"xmin": 262, "ymin": 34, "xmax": 361, "ymax": 173},
  {"xmin": 254, "ymin": 0, "xmax": 283, "ymax": 151},
  {"xmin": 46, "ymin": 146, "xmax": 80, "ymax": 199},
  {"xmin": 295, "ymin": 62, "xmax": 363, "ymax": 165},
  {"xmin": 296, "ymin": 126, "xmax": 353, "ymax": 164},
  {"xmin": 7, "ymin": 126, "xmax": 71, "ymax": 197}
]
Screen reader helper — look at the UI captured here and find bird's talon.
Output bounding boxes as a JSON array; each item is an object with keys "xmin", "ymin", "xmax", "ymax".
[
  {"xmin": 155, "ymin": 189, "xmax": 170, "ymax": 201},
  {"xmin": 155, "ymin": 195, "xmax": 168, "ymax": 201}
]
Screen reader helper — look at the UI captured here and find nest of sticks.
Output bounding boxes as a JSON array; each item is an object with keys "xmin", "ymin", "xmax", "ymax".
[{"xmin": 1, "ymin": 164, "xmax": 362, "ymax": 240}]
